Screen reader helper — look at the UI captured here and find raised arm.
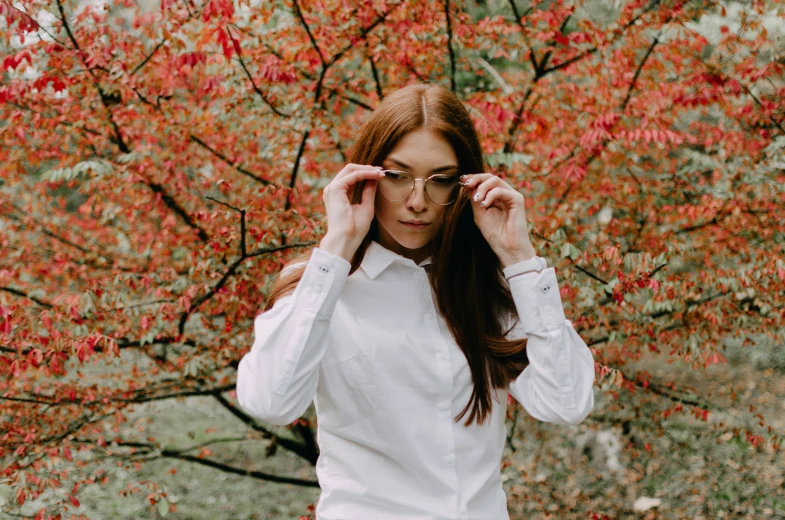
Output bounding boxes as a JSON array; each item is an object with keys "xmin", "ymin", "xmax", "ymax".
[
  {"xmin": 237, "ymin": 162, "xmax": 384, "ymax": 425},
  {"xmin": 505, "ymin": 265, "xmax": 596, "ymax": 426},
  {"xmin": 236, "ymin": 248, "xmax": 351, "ymax": 426}
]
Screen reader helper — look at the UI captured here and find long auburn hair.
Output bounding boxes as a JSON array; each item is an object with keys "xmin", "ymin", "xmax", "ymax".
[{"xmin": 263, "ymin": 83, "xmax": 528, "ymax": 426}]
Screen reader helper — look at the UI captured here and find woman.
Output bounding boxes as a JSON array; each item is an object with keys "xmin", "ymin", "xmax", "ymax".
[{"xmin": 236, "ymin": 83, "xmax": 595, "ymax": 519}]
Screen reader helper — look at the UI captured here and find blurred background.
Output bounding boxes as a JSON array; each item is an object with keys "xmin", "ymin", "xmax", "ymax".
[{"xmin": 1, "ymin": 0, "xmax": 784, "ymax": 517}]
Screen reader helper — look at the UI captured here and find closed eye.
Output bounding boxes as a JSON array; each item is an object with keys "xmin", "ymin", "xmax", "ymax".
[
  {"xmin": 382, "ymin": 170, "xmax": 408, "ymax": 180},
  {"xmin": 430, "ymin": 175, "xmax": 459, "ymax": 186}
]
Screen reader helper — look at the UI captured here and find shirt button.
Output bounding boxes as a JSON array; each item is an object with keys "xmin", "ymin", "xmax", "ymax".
[
  {"xmin": 544, "ymin": 304, "xmax": 553, "ymax": 314},
  {"xmin": 445, "ymin": 453, "xmax": 455, "ymax": 464},
  {"xmin": 439, "ymin": 401, "xmax": 449, "ymax": 411},
  {"xmin": 437, "ymin": 352, "xmax": 446, "ymax": 361},
  {"xmin": 318, "ymin": 265, "xmax": 330, "ymax": 273}
]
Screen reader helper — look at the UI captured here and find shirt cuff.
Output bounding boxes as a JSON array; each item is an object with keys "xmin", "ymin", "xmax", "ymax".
[
  {"xmin": 290, "ymin": 247, "xmax": 352, "ymax": 317},
  {"xmin": 507, "ymin": 267, "xmax": 567, "ymax": 335}
]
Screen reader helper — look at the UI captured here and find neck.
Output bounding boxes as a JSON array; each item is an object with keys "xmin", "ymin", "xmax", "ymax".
[{"xmin": 376, "ymin": 227, "xmax": 432, "ymax": 265}]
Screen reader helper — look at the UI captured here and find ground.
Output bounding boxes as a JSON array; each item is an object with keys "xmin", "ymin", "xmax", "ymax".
[{"xmin": 10, "ymin": 339, "xmax": 785, "ymax": 519}]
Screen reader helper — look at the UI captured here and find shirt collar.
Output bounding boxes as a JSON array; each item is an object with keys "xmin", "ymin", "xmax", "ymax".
[{"xmin": 361, "ymin": 240, "xmax": 433, "ymax": 280}]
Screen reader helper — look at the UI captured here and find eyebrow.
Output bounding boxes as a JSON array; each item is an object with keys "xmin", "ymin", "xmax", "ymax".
[{"xmin": 384, "ymin": 158, "xmax": 459, "ymax": 174}]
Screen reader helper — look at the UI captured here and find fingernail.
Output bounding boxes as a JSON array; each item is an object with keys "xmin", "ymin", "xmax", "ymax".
[{"xmin": 473, "ymin": 194, "xmax": 479, "ymax": 201}]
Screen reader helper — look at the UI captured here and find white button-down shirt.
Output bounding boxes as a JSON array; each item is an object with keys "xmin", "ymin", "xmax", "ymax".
[{"xmin": 237, "ymin": 240, "xmax": 595, "ymax": 519}]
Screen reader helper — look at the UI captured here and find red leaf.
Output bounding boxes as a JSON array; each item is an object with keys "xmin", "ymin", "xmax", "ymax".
[
  {"xmin": 553, "ymin": 32, "xmax": 569, "ymax": 46},
  {"xmin": 228, "ymin": 29, "xmax": 242, "ymax": 57}
]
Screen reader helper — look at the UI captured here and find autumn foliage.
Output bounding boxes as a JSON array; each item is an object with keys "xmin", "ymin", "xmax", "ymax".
[{"xmin": 1, "ymin": 0, "xmax": 784, "ymax": 516}]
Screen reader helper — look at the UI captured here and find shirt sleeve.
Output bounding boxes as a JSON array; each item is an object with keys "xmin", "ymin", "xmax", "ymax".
[
  {"xmin": 505, "ymin": 265, "xmax": 596, "ymax": 426},
  {"xmin": 236, "ymin": 247, "xmax": 352, "ymax": 426}
]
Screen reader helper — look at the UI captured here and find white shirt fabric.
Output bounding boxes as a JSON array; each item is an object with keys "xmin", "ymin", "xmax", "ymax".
[{"xmin": 237, "ymin": 240, "xmax": 595, "ymax": 520}]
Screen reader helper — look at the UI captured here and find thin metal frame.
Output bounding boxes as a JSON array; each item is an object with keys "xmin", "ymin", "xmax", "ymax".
[{"xmin": 375, "ymin": 169, "xmax": 465, "ymax": 206}]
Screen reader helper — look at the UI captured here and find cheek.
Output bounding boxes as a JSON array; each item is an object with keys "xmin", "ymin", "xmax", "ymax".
[
  {"xmin": 374, "ymin": 192, "xmax": 393, "ymax": 222},
  {"xmin": 431, "ymin": 206, "xmax": 447, "ymax": 227}
]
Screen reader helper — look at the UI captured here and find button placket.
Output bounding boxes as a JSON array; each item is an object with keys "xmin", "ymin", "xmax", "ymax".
[{"xmin": 416, "ymin": 270, "xmax": 462, "ymax": 479}]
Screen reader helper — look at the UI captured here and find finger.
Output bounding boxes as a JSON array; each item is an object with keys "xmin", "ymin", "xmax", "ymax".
[
  {"xmin": 470, "ymin": 176, "xmax": 506, "ymax": 203},
  {"xmin": 326, "ymin": 169, "xmax": 384, "ymax": 196},
  {"xmin": 332, "ymin": 164, "xmax": 380, "ymax": 185},
  {"xmin": 341, "ymin": 169, "xmax": 384, "ymax": 192},
  {"xmin": 460, "ymin": 173, "xmax": 494, "ymax": 189},
  {"xmin": 480, "ymin": 186, "xmax": 516, "ymax": 209},
  {"xmin": 359, "ymin": 178, "xmax": 378, "ymax": 206}
]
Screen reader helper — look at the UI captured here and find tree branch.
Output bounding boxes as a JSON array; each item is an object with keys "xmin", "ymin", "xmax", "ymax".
[
  {"xmin": 189, "ymin": 135, "xmax": 276, "ymax": 187},
  {"xmin": 211, "ymin": 392, "xmax": 319, "ymax": 465},
  {"xmin": 444, "ymin": 0, "xmax": 457, "ymax": 92}
]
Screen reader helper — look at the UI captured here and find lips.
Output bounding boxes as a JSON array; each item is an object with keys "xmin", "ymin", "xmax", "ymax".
[{"xmin": 401, "ymin": 221, "xmax": 430, "ymax": 229}]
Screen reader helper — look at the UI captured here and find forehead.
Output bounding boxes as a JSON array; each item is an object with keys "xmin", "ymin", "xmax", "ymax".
[{"xmin": 382, "ymin": 129, "xmax": 458, "ymax": 170}]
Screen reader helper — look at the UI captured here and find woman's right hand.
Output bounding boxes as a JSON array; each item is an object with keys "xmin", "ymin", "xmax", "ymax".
[{"xmin": 319, "ymin": 163, "xmax": 385, "ymax": 262}]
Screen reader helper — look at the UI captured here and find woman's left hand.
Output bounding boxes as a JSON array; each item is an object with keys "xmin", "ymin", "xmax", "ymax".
[{"xmin": 460, "ymin": 173, "xmax": 537, "ymax": 266}]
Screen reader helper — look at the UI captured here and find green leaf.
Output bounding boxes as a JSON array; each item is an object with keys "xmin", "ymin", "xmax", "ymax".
[
  {"xmin": 549, "ymin": 228, "xmax": 567, "ymax": 243},
  {"xmin": 561, "ymin": 243, "xmax": 583, "ymax": 261},
  {"xmin": 140, "ymin": 331, "xmax": 157, "ymax": 346},
  {"xmin": 485, "ymin": 152, "xmax": 534, "ymax": 169},
  {"xmin": 157, "ymin": 496, "xmax": 169, "ymax": 517},
  {"xmin": 42, "ymin": 160, "xmax": 112, "ymax": 182},
  {"xmin": 116, "ymin": 151, "xmax": 141, "ymax": 164}
]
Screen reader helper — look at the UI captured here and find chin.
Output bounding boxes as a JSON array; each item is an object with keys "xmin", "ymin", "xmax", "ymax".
[
  {"xmin": 378, "ymin": 221, "xmax": 434, "ymax": 251},
  {"xmin": 394, "ymin": 235, "xmax": 432, "ymax": 250}
]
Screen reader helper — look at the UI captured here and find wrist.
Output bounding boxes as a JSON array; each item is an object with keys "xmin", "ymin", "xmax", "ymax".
[
  {"xmin": 500, "ymin": 241, "xmax": 537, "ymax": 267},
  {"xmin": 319, "ymin": 234, "xmax": 356, "ymax": 263}
]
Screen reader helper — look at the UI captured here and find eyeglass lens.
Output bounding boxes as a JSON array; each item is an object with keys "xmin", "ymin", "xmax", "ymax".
[{"xmin": 377, "ymin": 170, "xmax": 461, "ymax": 205}]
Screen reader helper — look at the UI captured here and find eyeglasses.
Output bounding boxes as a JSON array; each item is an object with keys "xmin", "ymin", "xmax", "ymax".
[{"xmin": 375, "ymin": 169, "xmax": 463, "ymax": 206}]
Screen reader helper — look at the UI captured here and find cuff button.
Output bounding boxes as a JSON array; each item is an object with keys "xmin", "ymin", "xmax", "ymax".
[
  {"xmin": 318, "ymin": 265, "xmax": 330, "ymax": 273},
  {"xmin": 541, "ymin": 285, "xmax": 551, "ymax": 293}
]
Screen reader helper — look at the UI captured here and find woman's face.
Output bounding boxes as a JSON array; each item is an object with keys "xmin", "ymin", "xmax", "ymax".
[{"xmin": 374, "ymin": 128, "xmax": 460, "ymax": 263}]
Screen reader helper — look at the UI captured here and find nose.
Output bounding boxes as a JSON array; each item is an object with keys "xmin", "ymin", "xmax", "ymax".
[{"xmin": 406, "ymin": 178, "xmax": 429, "ymax": 212}]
